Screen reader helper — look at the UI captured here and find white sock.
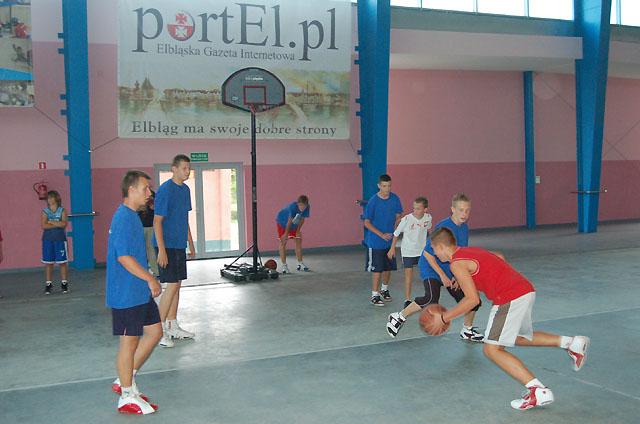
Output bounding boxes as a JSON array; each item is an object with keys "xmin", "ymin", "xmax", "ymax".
[
  {"xmin": 381, "ymin": 284, "xmax": 389, "ymax": 291},
  {"xmin": 121, "ymin": 386, "xmax": 133, "ymax": 398},
  {"xmin": 463, "ymin": 324, "xmax": 472, "ymax": 330},
  {"xmin": 372, "ymin": 291, "xmax": 379, "ymax": 297},
  {"xmin": 559, "ymin": 336, "xmax": 573, "ymax": 349},
  {"xmin": 61, "ymin": 279, "xmax": 68, "ymax": 283},
  {"xmin": 525, "ymin": 378, "xmax": 545, "ymax": 388},
  {"xmin": 398, "ymin": 312, "xmax": 406, "ymax": 320},
  {"xmin": 45, "ymin": 281, "xmax": 52, "ymax": 285},
  {"xmin": 168, "ymin": 319, "xmax": 177, "ymax": 329}
]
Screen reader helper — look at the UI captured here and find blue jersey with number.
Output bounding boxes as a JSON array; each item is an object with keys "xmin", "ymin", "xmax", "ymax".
[{"xmin": 42, "ymin": 207, "xmax": 66, "ymax": 241}]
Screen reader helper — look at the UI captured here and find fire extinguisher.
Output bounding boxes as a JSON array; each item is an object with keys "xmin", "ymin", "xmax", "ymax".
[{"xmin": 33, "ymin": 182, "xmax": 48, "ymax": 200}]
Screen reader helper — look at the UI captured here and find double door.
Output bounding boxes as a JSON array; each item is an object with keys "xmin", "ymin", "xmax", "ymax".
[{"xmin": 155, "ymin": 163, "xmax": 245, "ymax": 259}]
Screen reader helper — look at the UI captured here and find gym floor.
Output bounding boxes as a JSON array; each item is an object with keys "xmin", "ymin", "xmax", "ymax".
[{"xmin": 1, "ymin": 222, "xmax": 638, "ymax": 423}]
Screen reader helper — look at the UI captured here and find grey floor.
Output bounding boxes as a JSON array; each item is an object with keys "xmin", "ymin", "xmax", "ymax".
[{"xmin": 1, "ymin": 222, "xmax": 639, "ymax": 423}]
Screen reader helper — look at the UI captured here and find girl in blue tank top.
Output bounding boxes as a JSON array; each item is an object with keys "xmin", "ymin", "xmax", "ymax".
[{"xmin": 41, "ymin": 191, "xmax": 69, "ymax": 294}]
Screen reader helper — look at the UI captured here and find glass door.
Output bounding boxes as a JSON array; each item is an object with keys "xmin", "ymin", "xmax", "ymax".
[{"xmin": 155, "ymin": 163, "xmax": 245, "ymax": 259}]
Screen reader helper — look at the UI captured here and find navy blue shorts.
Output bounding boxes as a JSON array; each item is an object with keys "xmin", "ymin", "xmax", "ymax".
[
  {"xmin": 366, "ymin": 248, "xmax": 397, "ymax": 273},
  {"xmin": 42, "ymin": 240, "xmax": 68, "ymax": 264},
  {"xmin": 112, "ymin": 297, "xmax": 160, "ymax": 336},
  {"xmin": 402, "ymin": 256, "xmax": 420, "ymax": 268},
  {"xmin": 156, "ymin": 247, "xmax": 187, "ymax": 283}
]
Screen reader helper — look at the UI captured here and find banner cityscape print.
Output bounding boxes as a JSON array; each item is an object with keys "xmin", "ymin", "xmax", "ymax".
[{"xmin": 118, "ymin": 0, "xmax": 352, "ymax": 139}]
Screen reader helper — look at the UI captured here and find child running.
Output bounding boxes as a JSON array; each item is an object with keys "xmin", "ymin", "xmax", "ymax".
[{"xmin": 387, "ymin": 197, "xmax": 432, "ymax": 309}]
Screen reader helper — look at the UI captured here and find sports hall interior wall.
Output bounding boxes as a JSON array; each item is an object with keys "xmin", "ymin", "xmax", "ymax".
[{"xmin": 2, "ymin": 2, "xmax": 640, "ymax": 270}]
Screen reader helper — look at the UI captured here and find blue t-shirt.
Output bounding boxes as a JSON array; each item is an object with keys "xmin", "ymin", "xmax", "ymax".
[
  {"xmin": 418, "ymin": 216, "xmax": 469, "ymax": 281},
  {"xmin": 276, "ymin": 202, "xmax": 310, "ymax": 229},
  {"xmin": 153, "ymin": 179, "xmax": 192, "ymax": 249},
  {"xmin": 363, "ymin": 193, "xmax": 403, "ymax": 249},
  {"xmin": 106, "ymin": 204, "xmax": 151, "ymax": 309},
  {"xmin": 42, "ymin": 207, "xmax": 66, "ymax": 241}
]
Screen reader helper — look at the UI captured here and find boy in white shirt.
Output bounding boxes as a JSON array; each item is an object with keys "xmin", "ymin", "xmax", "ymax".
[{"xmin": 387, "ymin": 197, "xmax": 432, "ymax": 308}]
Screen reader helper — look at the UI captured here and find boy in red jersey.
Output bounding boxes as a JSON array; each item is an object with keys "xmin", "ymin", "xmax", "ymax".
[{"xmin": 427, "ymin": 227, "xmax": 590, "ymax": 411}]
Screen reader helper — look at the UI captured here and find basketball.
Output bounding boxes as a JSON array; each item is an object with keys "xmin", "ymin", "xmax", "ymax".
[
  {"xmin": 264, "ymin": 259, "xmax": 277, "ymax": 270},
  {"xmin": 419, "ymin": 304, "xmax": 450, "ymax": 336}
]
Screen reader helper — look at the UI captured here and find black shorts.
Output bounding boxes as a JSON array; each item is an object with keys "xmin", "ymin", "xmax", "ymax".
[
  {"xmin": 112, "ymin": 297, "xmax": 160, "ymax": 336},
  {"xmin": 414, "ymin": 278, "xmax": 482, "ymax": 311},
  {"xmin": 365, "ymin": 248, "xmax": 397, "ymax": 273},
  {"xmin": 156, "ymin": 247, "xmax": 187, "ymax": 283},
  {"xmin": 402, "ymin": 256, "xmax": 420, "ymax": 268}
]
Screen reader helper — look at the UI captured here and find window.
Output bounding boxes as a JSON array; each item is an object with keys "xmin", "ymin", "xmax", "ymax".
[
  {"xmin": 611, "ymin": 0, "xmax": 620, "ymax": 25},
  {"xmin": 391, "ymin": 0, "xmax": 422, "ymax": 7},
  {"xmin": 478, "ymin": 0, "xmax": 525, "ymax": 17},
  {"xmin": 528, "ymin": 0, "xmax": 573, "ymax": 20},
  {"xmin": 621, "ymin": 0, "xmax": 640, "ymax": 26},
  {"xmin": 422, "ymin": 0, "xmax": 474, "ymax": 13}
]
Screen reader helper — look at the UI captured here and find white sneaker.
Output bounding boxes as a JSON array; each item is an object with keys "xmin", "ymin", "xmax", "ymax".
[
  {"xmin": 111, "ymin": 378, "xmax": 152, "ymax": 403},
  {"xmin": 510, "ymin": 386, "xmax": 554, "ymax": 410},
  {"xmin": 159, "ymin": 333, "xmax": 174, "ymax": 348},
  {"xmin": 386, "ymin": 312, "xmax": 406, "ymax": 338},
  {"xmin": 567, "ymin": 335, "xmax": 590, "ymax": 371},
  {"xmin": 296, "ymin": 262, "xmax": 310, "ymax": 272},
  {"xmin": 459, "ymin": 326, "xmax": 485, "ymax": 342},
  {"xmin": 167, "ymin": 322, "xmax": 195, "ymax": 340},
  {"xmin": 281, "ymin": 264, "xmax": 290, "ymax": 274},
  {"xmin": 118, "ymin": 393, "xmax": 157, "ymax": 415}
]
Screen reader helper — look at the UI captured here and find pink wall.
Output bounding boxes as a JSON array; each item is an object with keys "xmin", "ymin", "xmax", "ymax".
[
  {"xmin": 387, "ymin": 70, "xmax": 527, "ymax": 227},
  {"xmin": 245, "ymin": 164, "xmax": 364, "ymax": 252},
  {"xmin": 3, "ymin": 4, "xmax": 640, "ymax": 270},
  {"xmin": 387, "ymin": 70, "xmax": 640, "ymax": 229},
  {"xmin": 534, "ymin": 73, "xmax": 640, "ymax": 224}
]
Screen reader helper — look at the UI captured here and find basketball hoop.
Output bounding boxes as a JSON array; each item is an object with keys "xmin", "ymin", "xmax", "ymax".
[{"xmin": 220, "ymin": 68, "xmax": 285, "ymax": 282}]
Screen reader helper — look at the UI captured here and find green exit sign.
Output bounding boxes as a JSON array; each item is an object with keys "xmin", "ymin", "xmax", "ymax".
[{"xmin": 190, "ymin": 152, "xmax": 208, "ymax": 162}]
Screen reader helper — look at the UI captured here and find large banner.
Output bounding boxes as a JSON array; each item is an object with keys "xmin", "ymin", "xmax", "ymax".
[
  {"xmin": 118, "ymin": 0, "xmax": 352, "ymax": 139},
  {"xmin": 0, "ymin": 0, "xmax": 34, "ymax": 107}
]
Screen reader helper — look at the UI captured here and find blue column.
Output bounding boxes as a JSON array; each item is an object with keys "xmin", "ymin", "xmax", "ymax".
[
  {"xmin": 61, "ymin": 0, "xmax": 95, "ymax": 269},
  {"xmin": 523, "ymin": 71, "xmax": 536, "ymax": 229},
  {"xmin": 356, "ymin": 0, "xmax": 391, "ymax": 202},
  {"xmin": 574, "ymin": 0, "xmax": 612, "ymax": 233}
]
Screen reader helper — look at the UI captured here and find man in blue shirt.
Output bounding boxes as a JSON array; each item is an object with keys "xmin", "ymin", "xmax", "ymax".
[
  {"xmin": 107, "ymin": 170, "xmax": 162, "ymax": 415},
  {"xmin": 154, "ymin": 154, "xmax": 196, "ymax": 348},
  {"xmin": 276, "ymin": 195, "xmax": 311, "ymax": 273},
  {"xmin": 386, "ymin": 193, "xmax": 484, "ymax": 342},
  {"xmin": 364, "ymin": 174, "xmax": 403, "ymax": 306}
]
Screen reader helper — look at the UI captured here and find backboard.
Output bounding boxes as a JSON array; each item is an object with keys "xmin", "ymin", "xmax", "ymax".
[{"xmin": 221, "ymin": 67, "xmax": 285, "ymax": 113}]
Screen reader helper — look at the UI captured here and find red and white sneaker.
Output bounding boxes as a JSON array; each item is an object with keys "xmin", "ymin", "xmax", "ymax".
[
  {"xmin": 567, "ymin": 336, "xmax": 590, "ymax": 371},
  {"xmin": 111, "ymin": 378, "xmax": 154, "ymax": 405},
  {"xmin": 510, "ymin": 386, "xmax": 554, "ymax": 410},
  {"xmin": 118, "ymin": 393, "xmax": 158, "ymax": 415}
]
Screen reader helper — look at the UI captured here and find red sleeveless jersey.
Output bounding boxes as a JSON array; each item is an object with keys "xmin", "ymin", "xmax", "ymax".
[{"xmin": 451, "ymin": 247, "xmax": 534, "ymax": 305}]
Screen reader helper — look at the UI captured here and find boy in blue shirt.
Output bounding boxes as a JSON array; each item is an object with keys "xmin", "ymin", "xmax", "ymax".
[
  {"xmin": 364, "ymin": 174, "xmax": 403, "ymax": 306},
  {"xmin": 154, "ymin": 154, "xmax": 196, "ymax": 348},
  {"xmin": 276, "ymin": 195, "xmax": 311, "ymax": 274},
  {"xmin": 387, "ymin": 193, "xmax": 484, "ymax": 341},
  {"xmin": 107, "ymin": 170, "xmax": 162, "ymax": 415}
]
